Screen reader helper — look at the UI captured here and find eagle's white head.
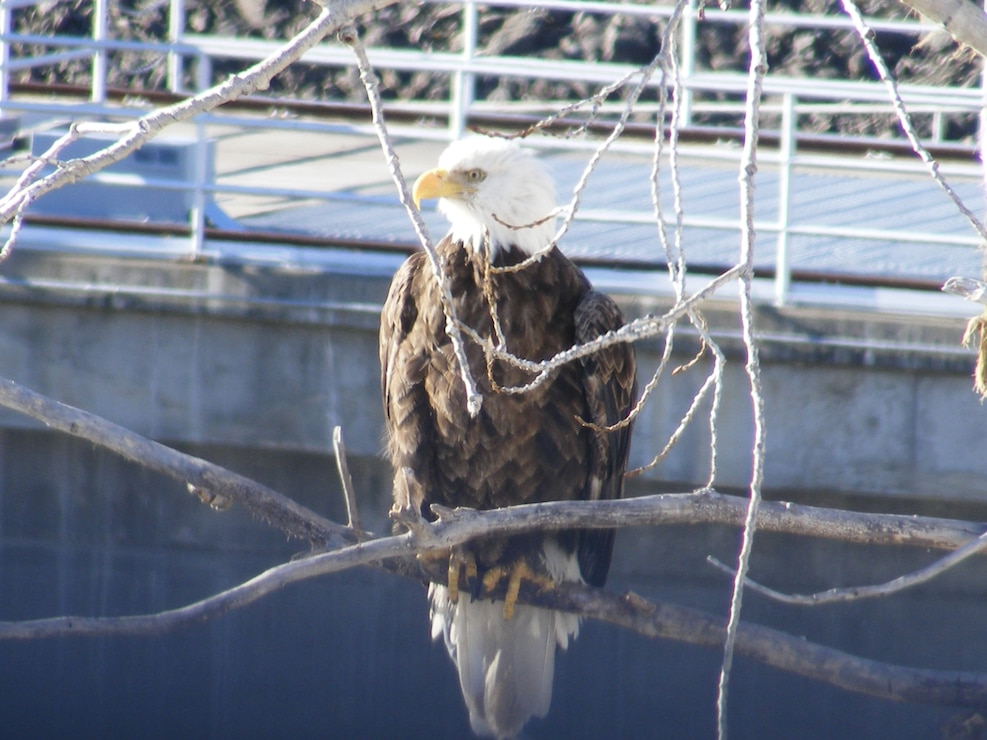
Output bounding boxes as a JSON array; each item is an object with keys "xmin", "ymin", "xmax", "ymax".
[{"xmin": 413, "ymin": 136, "xmax": 557, "ymax": 259}]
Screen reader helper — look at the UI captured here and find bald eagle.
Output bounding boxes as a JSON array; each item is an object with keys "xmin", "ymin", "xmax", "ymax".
[{"xmin": 380, "ymin": 137, "xmax": 636, "ymax": 738}]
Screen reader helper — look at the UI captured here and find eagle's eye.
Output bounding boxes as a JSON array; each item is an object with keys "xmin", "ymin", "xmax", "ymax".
[{"xmin": 464, "ymin": 168, "xmax": 486, "ymax": 184}]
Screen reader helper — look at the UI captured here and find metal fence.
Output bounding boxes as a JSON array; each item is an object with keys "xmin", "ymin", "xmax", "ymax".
[{"xmin": 0, "ymin": 0, "xmax": 984, "ymax": 312}]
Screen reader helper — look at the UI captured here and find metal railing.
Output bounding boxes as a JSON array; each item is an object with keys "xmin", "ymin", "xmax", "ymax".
[{"xmin": 0, "ymin": 0, "xmax": 984, "ymax": 313}]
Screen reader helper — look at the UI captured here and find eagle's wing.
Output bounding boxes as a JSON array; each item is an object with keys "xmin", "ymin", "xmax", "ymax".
[
  {"xmin": 379, "ymin": 251, "xmax": 434, "ymax": 518},
  {"xmin": 573, "ymin": 290, "xmax": 637, "ymax": 587}
]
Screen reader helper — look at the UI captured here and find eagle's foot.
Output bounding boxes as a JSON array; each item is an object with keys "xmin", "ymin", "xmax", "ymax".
[
  {"xmin": 446, "ymin": 548, "xmax": 478, "ymax": 604},
  {"xmin": 481, "ymin": 560, "xmax": 554, "ymax": 620}
]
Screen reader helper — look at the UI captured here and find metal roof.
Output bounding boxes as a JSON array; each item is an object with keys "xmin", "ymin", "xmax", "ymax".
[{"xmin": 238, "ymin": 144, "xmax": 985, "ymax": 286}]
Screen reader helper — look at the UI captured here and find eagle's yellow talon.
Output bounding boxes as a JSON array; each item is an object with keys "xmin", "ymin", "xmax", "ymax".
[
  {"xmin": 482, "ymin": 565, "xmax": 506, "ymax": 595},
  {"xmin": 503, "ymin": 564, "xmax": 525, "ymax": 620},
  {"xmin": 476, "ymin": 560, "xmax": 555, "ymax": 621},
  {"xmin": 448, "ymin": 557, "xmax": 461, "ymax": 603},
  {"xmin": 446, "ymin": 549, "xmax": 479, "ymax": 603}
]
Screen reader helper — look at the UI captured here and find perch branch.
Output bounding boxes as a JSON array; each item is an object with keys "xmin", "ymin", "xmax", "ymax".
[
  {"xmin": 3, "ymin": 372, "xmax": 984, "ymax": 565},
  {"xmin": 3, "ymin": 509, "xmax": 987, "ymax": 711}
]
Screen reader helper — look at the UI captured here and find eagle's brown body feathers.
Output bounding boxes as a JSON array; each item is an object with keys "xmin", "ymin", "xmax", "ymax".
[
  {"xmin": 381, "ymin": 237, "xmax": 633, "ymax": 584},
  {"xmin": 379, "ymin": 138, "xmax": 635, "ymax": 738}
]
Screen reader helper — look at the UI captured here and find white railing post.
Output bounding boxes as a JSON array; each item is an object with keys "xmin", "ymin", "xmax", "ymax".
[
  {"xmin": 450, "ymin": 0, "xmax": 477, "ymax": 139},
  {"xmin": 679, "ymin": 0, "xmax": 698, "ymax": 128},
  {"xmin": 168, "ymin": 0, "xmax": 185, "ymax": 94},
  {"xmin": 91, "ymin": 0, "xmax": 108, "ymax": 103},
  {"xmin": 0, "ymin": 2, "xmax": 12, "ymax": 118},
  {"xmin": 774, "ymin": 92, "xmax": 796, "ymax": 306},
  {"xmin": 189, "ymin": 118, "xmax": 207, "ymax": 259},
  {"xmin": 981, "ymin": 1, "xmax": 987, "ymax": 224}
]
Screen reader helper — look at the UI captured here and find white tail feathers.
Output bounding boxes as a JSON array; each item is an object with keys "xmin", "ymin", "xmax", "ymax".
[{"xmin": 429, "ymin": 583, "xmax": 580, "ymax": 739}]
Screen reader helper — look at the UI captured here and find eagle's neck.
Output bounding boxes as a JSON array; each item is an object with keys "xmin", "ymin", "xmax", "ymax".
[{"xmin": 442, "ymin": 202, "xmax": 556, "ymax": 260}]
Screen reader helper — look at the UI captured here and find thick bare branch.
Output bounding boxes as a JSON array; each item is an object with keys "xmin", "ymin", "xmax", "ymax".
[
  {"xmin": 534, "ymin": 580, "xmax": 987, "ymax": 709},
  {"xmin": 0, "ymin": 377, "xmax": 350, "ymax": 547},
  {"xmin": 2, "ymin": 488, "xmax": 984, "ymax": 640},
  {"xmin": 3, "ymin": 518, "xmax": 987, "ymax": 711},
  {"xmin": 3, "ymin": 369, "xmax": 984, "ymax": 554}
]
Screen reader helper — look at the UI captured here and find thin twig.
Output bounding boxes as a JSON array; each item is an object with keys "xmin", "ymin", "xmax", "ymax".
[
  {"xmin": 482, "ymin": 0, "xmax": 689, "ymax": 278},
  {"xmin": 627, "ymin": 359, "xmax": 719, "ymax": 477},
  {"xmin": 708, "ymin": 530, "xmax": 987, "ymax": 606},
  {"xmin": 718, "ymin": 0, "xmax": 769, "ymax": 733},
  {"xmin": 342, "ymin": 26, "xmax": 484, "ymax": 417},
  {"xmin": 841, "ymin": 0, "xmax": 987, "ymax": 244},
  {"xmin": 651, "ymin": 0, "xmax": 689, "ymax": 300},
  {"xmin": 471, "ymin": 66, "xmax": 644, "ymax": 142},
  {"xmin": 696, "ymin": 320, "xmax": 727, "ymax": 487},
  {"xmin": 332, "ymin": 425, "xmax": 363, "ymax": 537},
  {"xmin": 579, "ymin": 319, "xmax": 678, "ymax": 434},
  {"xmin": 465, "ymin": 264, "xmax": 744, "ymax": 396}
]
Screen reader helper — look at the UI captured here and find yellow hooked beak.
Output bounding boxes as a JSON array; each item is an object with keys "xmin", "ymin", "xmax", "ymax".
[{"xmin": 413, "ymin": 168, "xmax": 469, "ymax": 208}]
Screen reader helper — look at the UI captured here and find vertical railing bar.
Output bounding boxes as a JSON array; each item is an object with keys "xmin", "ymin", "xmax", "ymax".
[
  {"xmin": 931, "ymin": 110, "xmax": 943, "ymax": 144},
  {"xmin": 0, "ymin": 3, "xmax": 12, "ymax": 118},
  {"xmin": 450, "ymin": 0, "xmax": 477, "ymax": 139},
  {"xmin": 195, "ymin": 49, "xmax": 211, "ymax": 92},
  {"xmin": 168, "ymin": 0, "xmax": 185, "ymax": 94},
  {"xmin": 91, "ymin": 0, "xmax": 108, "ymax": 104},
  {"xmin": 679, "ymin": 0, "xmax": 698, "ymax": 128},
  {"xmin": 774, "ymin": 92, "xmax": 795, "ymax": 306},
  {"xmin": 189, "ymin": 117, "xmax": 207, "ymax": 259}
]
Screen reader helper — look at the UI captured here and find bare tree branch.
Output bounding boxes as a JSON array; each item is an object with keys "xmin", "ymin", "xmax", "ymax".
[
  {"xmin": 0, "ymin": 377, "xmax": 350, "ymax": 547},
  {"xmin": 709, "ymin": 529, "xmax": 987, "ymax": 605},
  {"xmin": 1, "ymin": 487, "xmax": 984, "ymax": 640},
  {"xmin": 719, "ymin": 0, "xmax": 770, "ymax": 732},
  {"xmin": 2, "ymin": 1, "xmax": 985, "ymax": 732},
  {"xmin": 844, "ymin": 0, "xmax": 987, "ymax": 242},
  {"xmin": 3, "ymin": 511, "xmax": 987, "ymax": 711},
  {"xmin": 4, "ymin": 369, "xmax": 987, "ymax": 711},
  {"xmin": 4, "ymin": 370, "xmax": 985, "ymax": 553}
]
